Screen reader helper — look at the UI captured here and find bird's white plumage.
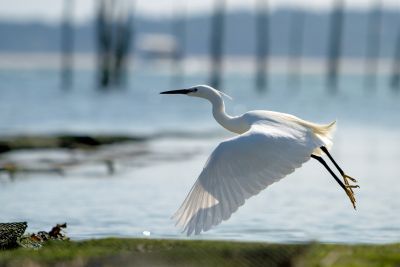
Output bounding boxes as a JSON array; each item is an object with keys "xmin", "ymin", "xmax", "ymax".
[
  {"xmin": 162, "ymin": 85, "xmax": 337, "ymax": 236},
  {"xmin": 173, "ymin": 115, "xmax": 331, "ymax": 235}
]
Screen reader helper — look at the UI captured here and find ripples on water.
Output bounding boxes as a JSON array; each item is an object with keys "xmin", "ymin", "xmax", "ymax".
[{"xmin": 0, "ymin": 69, "xmax": 399, "ymax": 243}]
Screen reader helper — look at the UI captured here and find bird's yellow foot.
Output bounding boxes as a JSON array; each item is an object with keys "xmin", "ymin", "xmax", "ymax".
[
  {"xmin": 343, "ymin": 174, "xmax": 357, "ymax": 183},
  {"xmin": 342, "ymin": 174, "xmax": 359, "ymax": 192},
  {"xmin": 342, "ymin": 174, "xmax": 359, "ymax": 209},
  {"xmin": 346, "ymin": 185, "xmax": 360, "ymax": 189},
  {"xmin": 344, "ymin": 186, "xmax": 357, "ymax": 209}
]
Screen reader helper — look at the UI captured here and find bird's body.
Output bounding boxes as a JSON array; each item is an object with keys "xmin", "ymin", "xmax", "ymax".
[
  {"xmin": 221, "ymin": 109, "xmax": 336, "ymax": 153},
  {"xmin": 161, "ymin": 85, "xmax": 358, "ymax": 236}
]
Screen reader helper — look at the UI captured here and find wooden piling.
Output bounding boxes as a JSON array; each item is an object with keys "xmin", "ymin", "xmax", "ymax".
[
  {"xmin": 327, "ymin": 0, "xmax": 345, "ymax": 92},
  {"xmin": 209, "ymin": 0, "xmax": 225, "ymax": 90},
  {"xmin": 113, "ymin": 1, "xmax": 134, "ymax": 87},
  {"xmin": 96, "ymin": 0, "xmax": 133, "ymax": 89},
  {"xmin": 364, "ymin": 0, "xmax": 382, "ymax": 90},
  {"xmin": 61, "ymin": 0, "xmax": 74, "ymax": 90},
  {"xmin": 255, "ymin": 0, "xmax": 269, "ymax": 92},
  {"xmin": 172, "ymin": 3, "xmax": 186, "ymax": 87},
  {"xmin": 287, "ymin": 9, "xmax": 305, "ymax": 88},
  {"xmin": 390, "ymin": 27, "xmax": 400, "ymax": 90},
  {"xmin": 96, "ymin": 0, "xmax": 113, "ymax": 88}
]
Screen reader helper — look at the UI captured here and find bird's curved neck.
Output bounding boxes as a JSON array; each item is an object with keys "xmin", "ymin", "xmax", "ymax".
[{"xmin": 208, "ymin": 94, "xmax": 246, "ymax": 134}]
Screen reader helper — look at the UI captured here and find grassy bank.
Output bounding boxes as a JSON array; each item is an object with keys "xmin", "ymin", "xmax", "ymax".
[{"xmin": 0, "ymin": 238, "xmax": 399, "ymax": 267}]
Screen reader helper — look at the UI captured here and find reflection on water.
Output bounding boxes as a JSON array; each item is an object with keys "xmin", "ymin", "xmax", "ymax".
[{"xmin": 0, "ymin": 70, "xmax": 399, "ymax": 243}]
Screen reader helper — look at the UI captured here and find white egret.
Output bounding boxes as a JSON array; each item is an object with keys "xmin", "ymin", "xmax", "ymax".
[{"xmin": 161, "ymin": 85, "xmax": 359, "ymax": 236}]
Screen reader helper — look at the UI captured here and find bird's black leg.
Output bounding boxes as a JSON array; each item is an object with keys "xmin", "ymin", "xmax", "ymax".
[
  {"xmin": 320, "ymin": 146, "xmax": 356, "ymax": 182},
  {"xmin": 320, "ymin": 146, "xmax": 359, "ymax": 196},
  {"xmin": 311, "ymin": 154, "xmax": 357, "ymax": 209},
  {"xmin": 311, "ymin": 154, "xmax": 346, "ymax": 191}
]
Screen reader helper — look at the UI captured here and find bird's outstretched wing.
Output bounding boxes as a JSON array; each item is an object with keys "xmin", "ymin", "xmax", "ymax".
[{"xmin": 173, "ymin": 121, "xmax": 321, "ymax": 235}]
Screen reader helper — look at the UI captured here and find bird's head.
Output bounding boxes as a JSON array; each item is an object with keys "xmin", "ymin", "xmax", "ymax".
[{"xmin": 160, "ymin": 85, "xmax": 231, "ymax": 101}]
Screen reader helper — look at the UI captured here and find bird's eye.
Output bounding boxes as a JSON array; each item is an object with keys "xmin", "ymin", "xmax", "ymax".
[{"xmin": 193, "ymin": 88, "xmax": 198, "ymax": 92}]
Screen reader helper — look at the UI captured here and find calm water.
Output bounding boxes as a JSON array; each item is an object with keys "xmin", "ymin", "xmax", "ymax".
[{"xmin": 0, "ymin": 68, "xmax": 399, "ymax": 243}]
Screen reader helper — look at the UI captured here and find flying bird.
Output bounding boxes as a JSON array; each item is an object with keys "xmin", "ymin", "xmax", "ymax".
[{"xmin": 161, "ymin": 85, "xmax": 359, "ymax": 236}]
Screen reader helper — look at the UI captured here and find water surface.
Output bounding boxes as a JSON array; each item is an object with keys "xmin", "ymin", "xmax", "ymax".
[{"xmin": 0, "ymin": 69, "xmax": 399, "ymax": 243}]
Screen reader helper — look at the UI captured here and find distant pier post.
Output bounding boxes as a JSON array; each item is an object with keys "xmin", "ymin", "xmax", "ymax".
[
  {"xmin": 326, "ymin": 0, "xmax": 345, "ymax": 92},
  {"xmin": 96, "ymin": 0, "xmax": 133, "ymax": 89},
  {"xmin": 96, "ymin": 0, "xmax": 112, "ymax": 88},
  {"xmin": 61, "ymin": 0, "xmax": 74, "ymax": 90},
  {"xmin": 287, "ymin": 9, "xmax": 305, "ymax": 88},
  {"xmin": 209, "ymin": 0, "xmax": 225, "ymax": 90},
  {"xmin": 390, "ymin": 28, "xmax": 400, "ymax": 91},
  {"xmin": 113, "ymin": 1, "xmax": 134, "ymax": 87},
  {"xmin": 364, "ymin": 0, "xmax": 382, "ymax": 90},
  {"xmin": 255, "ymin": 0, "xmax": 269, "ymax": 92},
  {"xmin": 172, "ymin": 4, "xmax": 186, "ymax": 87}
]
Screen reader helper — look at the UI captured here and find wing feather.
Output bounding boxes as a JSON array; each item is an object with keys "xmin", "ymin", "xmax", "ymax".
[{"xmin": 173, "ymin": 121, "xmax": 321, "ymax": 235}]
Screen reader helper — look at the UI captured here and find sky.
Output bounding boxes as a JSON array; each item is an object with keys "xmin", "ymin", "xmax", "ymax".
[{"xmin": 0, "ymin": 0, "xmax": 399, "ymax": 24}]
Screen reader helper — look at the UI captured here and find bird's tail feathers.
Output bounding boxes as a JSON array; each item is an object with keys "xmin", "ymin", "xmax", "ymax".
[
  {"xmin": 305, "ymin": 120, "xmax": 337, "ymax": 153},
  {"xmin": 311, "ymin": 120, "xmax": 337, "ymax": 139}
]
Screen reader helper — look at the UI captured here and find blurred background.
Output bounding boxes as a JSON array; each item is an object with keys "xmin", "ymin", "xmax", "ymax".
[{"xmin": 0, "ymin": 0, "xmax": 399, "ymax": 243}]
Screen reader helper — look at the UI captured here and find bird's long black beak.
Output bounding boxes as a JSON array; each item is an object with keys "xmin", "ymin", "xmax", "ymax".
[{"xmin": 160, "ymin": 89, "xmax": 191, "ymax": 95}]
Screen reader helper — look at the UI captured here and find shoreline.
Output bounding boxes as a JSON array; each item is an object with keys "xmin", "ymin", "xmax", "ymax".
[{"xmin": 0, "ymin": 238, "xmax": 399, "ymax": 266}]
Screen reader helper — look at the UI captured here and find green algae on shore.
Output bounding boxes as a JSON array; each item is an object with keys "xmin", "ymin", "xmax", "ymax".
[{"xmin": 0, "ymin": 238, "xmax": 399, "ymax": 267}]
